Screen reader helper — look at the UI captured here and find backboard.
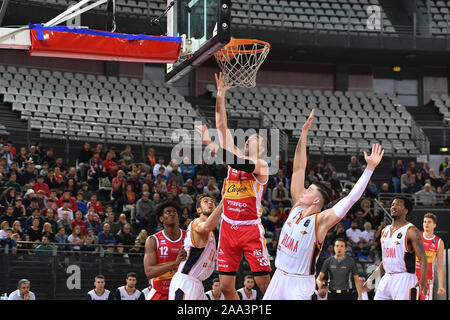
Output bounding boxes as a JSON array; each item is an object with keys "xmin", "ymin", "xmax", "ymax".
[{"xmin": 165, "ymin": 0, "xmax": 231, "ymax": 84}]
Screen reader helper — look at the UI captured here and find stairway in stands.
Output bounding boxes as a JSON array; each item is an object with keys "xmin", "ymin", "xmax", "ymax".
[{"xmin": 406, "ymin": 105, "xmax": 450, "ymax": 153}]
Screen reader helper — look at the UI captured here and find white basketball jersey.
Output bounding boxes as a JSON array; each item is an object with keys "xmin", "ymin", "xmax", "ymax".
[
  {"xmin": 177, "ymin": 220, "xmax": 216, "ymax": 281},
  {"xmin": 117, "ymin": 286, "xmax": 142, "ymax": 300},
  {"xmin": 205, "ymin": 290, "xmax": 225, "ymax": 300},
  {"xmin": 141, "ymin": 287, "xmax": 151, "ymax": 299},
  {"xmin": 237, "ymin": 288, "xmax": 257, "ymax": 300},
  {"xmin": 275, "ymin": 206, "xmax": 321, "ymax": 275},
  {"xmin": 87, "ymin": 289, "xmax": 111, "ymax": 300},
  {"xmin": 381, "ymin": 222, "xmax": 416, "ymax": 274}
]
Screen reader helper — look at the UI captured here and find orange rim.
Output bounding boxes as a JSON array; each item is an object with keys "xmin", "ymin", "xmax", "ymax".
[{"xmin": 218, "ymin": 38, "xmax": 271, "ymax": 54}]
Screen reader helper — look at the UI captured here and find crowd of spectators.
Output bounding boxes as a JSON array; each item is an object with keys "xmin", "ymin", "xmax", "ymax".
[{"xmin": 0, "ymin": 137, "xmax": 448, "ymax": 271}]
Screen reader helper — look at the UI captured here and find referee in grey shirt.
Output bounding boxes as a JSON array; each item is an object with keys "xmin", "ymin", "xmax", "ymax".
[{"xmin": 316, "ymin": 238, "xmax": 363, "ymax": 300}]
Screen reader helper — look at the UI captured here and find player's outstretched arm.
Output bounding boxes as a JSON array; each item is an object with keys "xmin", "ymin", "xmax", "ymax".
[
  {"xmin": 195, "ymin": 200, "xmax": 223, "ymax": 235},
  {"xmin": 195, "ymin": 123, "xmax": 220, "ymax": 153},
  {"xmin": 437, "ymin": 240, "xmax": 446, "ymax": 295},
  {"xmin": 291, "ymin": 109, "xmax": 314, "ymax": 204},
  {"xmin": 318, "ymin": 144, "xmax": 384, "ymax": 235},
  {"xmin": 215, "ymin": 72, "xmax": 244, "ymax": 158},
  {"xmin": 409, "ymin": 227, "xmax": 428, "ymax": 297},
  {"xmin": 143, "ymin": 236, "xmax": 187, "ymax": 279}
]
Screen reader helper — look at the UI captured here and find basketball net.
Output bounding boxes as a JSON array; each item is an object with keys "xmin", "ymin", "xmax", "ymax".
[{"xmin": 214, "ymin": 38, "xmax": 270, "ymax": 88}]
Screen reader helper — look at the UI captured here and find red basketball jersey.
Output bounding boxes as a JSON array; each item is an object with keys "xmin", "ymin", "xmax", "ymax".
[
  {"xmin": 223, "ymin": 167, "xmax": 266, "ymax": 224},
  {"xmin": 416, "ymin": 233, "xmax": 441, "ymax": 281},
  {"xmin": 151, "ymin": 229, "xmax": 186, "ymax": 295}
]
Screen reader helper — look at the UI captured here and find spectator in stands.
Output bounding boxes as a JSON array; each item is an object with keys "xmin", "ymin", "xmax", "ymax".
[
  {"xmin": 104, "ymin": 151, "xmax": 120, "ymax": 178},
  {"xmin": 41, "ymin": 222, "xmax": 55, "ymax": 242},
  {"xmin": 57, "ymin": 198, "xmax": 74, "ymax": 221},
  {"xmin": 43, "ymin": 209, "xmax": 57, "ymax": 234},
  {"xmin": 11, "ymin": 220, "xmax": 23, "ymax": 239},
  {"xmin": 87, "ymin": 194, "xmax": 103, "ymax": 216},
  {"xmin": 314, "ymin": 160, "xmax": 325, "ymax": 180},
  {"xmin": 112, "ymin": 170, "xmax": 127, "ymax": 211},
  {"xmin": 407, "ymin": 175, "xmax": 422, "ymax": 194},
  {"xmin": 354, "ymin": 210, "xmax": 367, "ymax": 231},
  {"xmin": 103, "ymin": 212, "xmax": 117, "ymax": 234},
  {"xmin": 271, "ymin": 181, "xmax": 290, "ymax": 208},
  {"xmin": 65, "ymin": 178, "xmax": 78, "ymax": 196},
  {"xmin": 0, "ymin": 220, "xmax": 9, "ymax": 239},
  {"xmin": 415, "ymin": 171, "xmax": 425, "ymax": 187},
  {"xmin": 115, "ymin": 223, "xmax": 135, "ymax": 252},
  {"xmin": 52, "ymin": 167, "xmax": 66, "ymax": 190},
  {"xmin": 273, "ymin": 169, "xmax": 290, "ymax": 190},
  {"xmin": 145, "ymin": 147, "xmax": 156, "ymax": 167},
  {"xmin": 307, "ymin": 169, "xmax": 319, "ymax": 183},
  {"xmin": 71, "ymin": 211, "xmax": 87, "ymax": 237},
  {"xmin": 33, "ymin": 175, "xmax": 50, "ymax": 197},
  {"xmin": 361, "ymin": 222, "xmax": 375, "ymax": 245},
  {"xmin": 26, "ymin": 217, "xmax": 42, "ymax": 242},
  {"xmin": 0, "ymin": 205, "xmax": 15, "ymax": 228},
  {"xmin": 44, "ymin": 169, "xmax": 57, "ymax": 190},
  {"xmin": 123, "ymin": 183, "xmax": 137, "ymax": 221},
  {"xmin": 34, "ymin": 235, "xmax": 54, "ymax": 256},
  {"xmin": 81, "ymin": 234, "xmax": 98, "ymax": 256},
  {"xmin": 153, "ymin": 156, "xmax": 167, "ymax": 178},
  {"xmin": 262, "ymin": 208, "xmax": 281, "ymax": 239},
  {"xmin": 428, "ymin": 168, "xmax": 439, "ymax": 188},
  {"xmin": 328, "ymin": 171, "xmax": 342, "ymax": 194},
  {"xmin": 439, "ymin": 156, "xmax": 448, "ymax": 174},
  {"xmin": 68, "ymin": 225, "xmax": 83, "ymax": 254},
  {"xmin": 39, "ymin": 162, "xmax": 49, "ymax": 177},
  {"xmin": 168, "ymin": 162, "xmax": 184, "ymax": 186},
  {"xmin": 57, "ymin": 211, "xmax": 72, "ymax": 235},
  {"xmin": 15, "ymin": 147, "xmax": 29, "ymax": 169},
  {"xmin": 85, "ymin": 209, "xmax": 103, "ymax": 235},
  {"xmin": 135, "ymin": 191, "xmax": 153, "ymax": 228},
  {"xmin": 203, "ymin": 178, "xmax": 220, "ymax": 199},
  {"xmin": 88, "ymin": 152, "xmax": 106, "ymax": 186},
  {"xmin": 98, "ymin": 222, "xmax": 117, "ymax": 246},
  {"xmin": 20, "ymin": 163, "xmax": 36, "ymax": 186},
  {"xmin": 179, "ymin": 185, "xmax": 194, "ymax": 211},
  {"xmin": 0, "ymin": 187, "xmax": 16, "ymax": 208},
  {"xmin": 24, "ymin": 207, "xmax": 43, "ymax": 231},
  {"xmin": 5, "ymin": 172, "xmax": 22, "ymax": 194},
  {"xmin": 55, "ymin": 226, "xmax": 68, "ymax": 251},
  {"xmin": 179, "ymin": 206, "xmax": 193, "ymax": 230},
  {"xmin": 167, "ymin": 178, "xmax": 181, "ymax": 196},
  {"xmin": 180, "ymin": 157, "xmax": 195, "ymax": 181},
  {"xmin": 347, "ymin": 156, "xmax": 361, "ymax": 183},
  {"xmin": 0, "ymin": 227, "xmax": 17, "ymax": 254},
  {"xmin": 75, "ymin": 192, "xmax": 88, "ymax": 215},
  {"xmin": 324, "ymin": 181, "xmax": 339, "ymax": 203},
  {"xmin": 364, "ymin": 178, "xmax": 377, "ymax": 199},
  {"xmin": 346, "ymin": 220, "xmax": 364, "ymax": 249},
  {"xmin": 42, "ymin": 148, "xmax": 56, "ymax": 168},
  {"xmin": 419, "ymin": 161, "xmax": 431, "ymax": 179},
  {"xmin": 14, "ymin": 198, "xmax": 26, "ymax": 227},
  {"xmin": 391, "ymin": 159, "xmax": 405, "ymax": 193},
  {"xmin": 78, "ymin": 142, "xmax": 92, "ymax": 180},
  {"xmin": 120, "ymin": 145, "xmax": 134, "ymax": 172},
  {"xmin": 360, "ymin": 199, "xmax": 376, "ymax": 225},
  {"xmin": 27, "ymin": 146, "xmax": 41, "ymax": 167},
  {"xmin": 400, "ymin": 168, "xmax": 413, "ymax": 193},
  {"xmin": 414, "ymin": 183, "xmax": 436, "ymax": 206}
]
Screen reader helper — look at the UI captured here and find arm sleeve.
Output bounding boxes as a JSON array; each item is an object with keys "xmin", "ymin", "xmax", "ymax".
[
  {"xmin": 216, "ymin": 147, "xmax": 255, "ymax": 173},
  {"xmin": 332, "ymin": 169, "xmax": 373, "ymax": 219}
]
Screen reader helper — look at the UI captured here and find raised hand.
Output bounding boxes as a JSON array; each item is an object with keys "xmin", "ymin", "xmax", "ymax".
[
  {"xmin": 302, "ymin": 109, "xmax": 315, "ymax": 132},
  {"xmin": 364, "ymin": 143, "xmax": 384, "ymax": 171},
  {"xmin": 215, "ymin": 72, "xmax": 231, "ymax": 96},
  {"xmin": 195, "ymin": 123, "xmax": 212, "ymax": 146}
]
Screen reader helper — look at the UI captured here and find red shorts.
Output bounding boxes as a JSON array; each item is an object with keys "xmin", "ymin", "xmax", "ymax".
[
  {"xmin": 146, "ymin": 288, "xmax": 168, "ymax": 300},
  {"xmin": 217, "ymin": 219, "xmax": 271, "ymax": 274}
]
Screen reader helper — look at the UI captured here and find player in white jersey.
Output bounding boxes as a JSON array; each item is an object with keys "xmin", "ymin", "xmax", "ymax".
[
  {"xmin": 237, "ymin": 275, "xmax": 259, "ymax": 300},
  {"xmin": 86, "ymin": 275, "xmax": 114, "ymax": 300},
  {"xmin": 263, "ymin": 109, "xmax": 385, "ymax": 300},
  {"xmin": 140, "ymin": 280, "xmax": 152, "ymax": 300},
  {"xmin": 114, "ymin": 272, "xmax": 142, "ymax": 300},
  {"xmin": 168, "ymin": 196, "xmax": 223, "ymax": 300},
  {"xmin": 205, "ymin": 278, "xmax": 226, "ymax": 300},
  {"xmin": 363, "ymin": 196, "xmax": 428, "ymax": 300}
]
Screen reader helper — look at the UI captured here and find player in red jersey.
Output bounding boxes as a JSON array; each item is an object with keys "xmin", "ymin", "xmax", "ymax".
[
  {"xmin": 143, "ymin": 201, "xmax": 187, "ymax": 300},
  {"xmin": 197, "ymin": 72, "xmax": 271, "ymax": 300},
  {"xmin": 416, "ymin": 212, "xmax": 446, "ymax": 300}
]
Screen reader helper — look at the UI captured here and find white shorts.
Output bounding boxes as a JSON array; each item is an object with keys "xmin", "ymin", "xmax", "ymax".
[
  {"xmin": 168, "ymin": 272, "xmax": 207, "ymax": 300},
  {"xmin": 263, "ymin": 269, "xmax": 315, "ymax": 300},
  {"xmin": 374, "ymin": 273, "xmax": 418, "ymax": 300}
]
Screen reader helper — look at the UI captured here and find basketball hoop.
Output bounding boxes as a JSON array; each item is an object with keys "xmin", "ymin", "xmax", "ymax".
[{"xmin": 214, "ymin": 38, "xmax": 270, "ymax": 88}]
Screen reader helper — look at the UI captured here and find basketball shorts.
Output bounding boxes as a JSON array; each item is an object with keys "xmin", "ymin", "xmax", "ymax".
[
  {"xmin": 217, "ymin": 220, "xmax": 271, "ymax": 274},
  {"xmin": 168, "ymin": 272, "xmax": 207, "ymax": 300},
  {"xmin": 145, "ymin": 288, "xmax": 168, "ymax": 300},
  {"xmin": 419, "ymin": 280, "xmax": 433, "ymax": 300},
  {"xmin": 262, "ymin": 269, "xmax": 315, "ymax": 300},
  {"xmin": 374, "ymin": 273, "xmax": 418, "ymax": 300}
]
